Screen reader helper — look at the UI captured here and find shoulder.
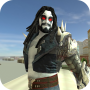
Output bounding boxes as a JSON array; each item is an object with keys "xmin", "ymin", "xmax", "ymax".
[
  {"xmin": 55, "ymin": 26, "xmax": 71, "ymax": 43},
  {"xmin": 56, "ymin": 27, "xmax": 71, "ymax": 36}
]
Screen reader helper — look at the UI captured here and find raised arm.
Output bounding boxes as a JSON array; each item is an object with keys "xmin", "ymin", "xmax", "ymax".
[{"xmin": 56, "ymin": 20, "xmax": 90, "ymax": 89}]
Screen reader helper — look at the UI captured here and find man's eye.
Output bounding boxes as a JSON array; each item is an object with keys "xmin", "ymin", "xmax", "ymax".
[
  {"xmin": 49, "ymin": 18, "xmax": 52, "ymax": 21},
  {"xmin": 42, "ymin": 16, "xmax": 46, "ymax": 20}
]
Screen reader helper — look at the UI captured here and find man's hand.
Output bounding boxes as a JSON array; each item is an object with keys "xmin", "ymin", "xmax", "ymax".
[
  {"xmin": 57, "ymin": 20, "xmax": 90, "ymax": 89},
  {"xmin": 77, "ymin": 61, "xmax": 90, "ymax": 89}
]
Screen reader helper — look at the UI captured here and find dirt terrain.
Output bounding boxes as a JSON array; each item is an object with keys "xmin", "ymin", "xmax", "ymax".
[{"xmin": 0, "ymin": 60, "xmax": 79, "ymax": 90}]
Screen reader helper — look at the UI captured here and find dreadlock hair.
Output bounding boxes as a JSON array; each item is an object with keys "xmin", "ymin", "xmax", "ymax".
[{"xmin": 23, "ymin": 6, "xmax": 58, "ymax": 45}]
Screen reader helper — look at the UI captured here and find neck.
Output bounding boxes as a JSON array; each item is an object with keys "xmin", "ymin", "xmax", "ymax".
[{"xmin": 39, "ymin": 30, "xmax": 47, "ymax": 36}]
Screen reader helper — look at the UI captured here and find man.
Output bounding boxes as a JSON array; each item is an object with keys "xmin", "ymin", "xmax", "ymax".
[{"xmin": 23, "ymin": 6, "xmax": 90, "ymax": 90}]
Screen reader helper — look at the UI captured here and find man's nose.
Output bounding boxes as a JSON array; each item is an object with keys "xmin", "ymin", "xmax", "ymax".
[{"xmin": 45, "ymin": 19, "xmax": 49, "ymax": 23}]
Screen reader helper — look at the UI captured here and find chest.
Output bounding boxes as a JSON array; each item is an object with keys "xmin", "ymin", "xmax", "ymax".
[
  {"xmin": 28, "ymin": 33, "xmax": 46, "ymax": 59},
  {"xmin": 28, "ymin": 30, "xmax": 59, "ymax": 64}
]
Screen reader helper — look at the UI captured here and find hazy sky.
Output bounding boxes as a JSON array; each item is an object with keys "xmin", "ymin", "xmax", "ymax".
[{"xmin": 0, "ymin": 0, "xmax": 90, "ymax": 56}]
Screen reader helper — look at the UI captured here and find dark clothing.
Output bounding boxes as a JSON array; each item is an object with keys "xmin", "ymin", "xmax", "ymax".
[
  {"xmin": 33, "ymin": 53, "xmax": 60, "ymax": 73},
  {"xmin": 23, "ymin": 30, "xmax": 61, "ymax": 73}
]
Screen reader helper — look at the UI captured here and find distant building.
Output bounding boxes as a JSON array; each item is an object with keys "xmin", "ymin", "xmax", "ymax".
[
  {"xmin": 77, "ymin": 29, "xmax": 90, "ymax": 66},
  {"xmin": 10, "ymin": 56, "xmax": 15, "ymax": 59},
  {"xmin": 77, "ymin": 41, "xmax": 83, "ymax": 55},
  {"xmin": 20, "ymin": 56, "xmax": 24, "ymax": 58}
]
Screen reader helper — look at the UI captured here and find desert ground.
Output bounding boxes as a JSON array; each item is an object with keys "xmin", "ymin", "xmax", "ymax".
[{"xmin": 0, "ymin": 60, "xmax": 79, "ymax": 90}]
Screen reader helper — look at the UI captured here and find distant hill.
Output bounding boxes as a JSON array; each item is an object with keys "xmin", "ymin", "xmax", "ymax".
[{"xmin": 0, "ymin": 56, "xmax": 23, "ymax": 60}]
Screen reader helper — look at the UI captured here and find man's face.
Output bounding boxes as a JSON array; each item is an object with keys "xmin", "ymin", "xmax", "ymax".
[{"xmin": 39, "ymin": 10, "xmax": 53, "ymax": 33}]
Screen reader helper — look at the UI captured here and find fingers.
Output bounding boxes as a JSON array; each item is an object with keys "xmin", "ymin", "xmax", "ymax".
[
  {"xmin": 82, "ymin": 61, "xmax": 86, "ymax": 69},
  {"xmin": 87, "ymin": 67, "xmax": 90, "ymax": 81},
  {"xmin": 81, "ymin": 61, "xmax": 89, "ymax": 86},
  {"xmin": 82, "ymin": 77, "xmax": 89, "ymax": 87},
  {"xmin": 82, "ymin": 81, "xmax": 87, "ymax": 88}
]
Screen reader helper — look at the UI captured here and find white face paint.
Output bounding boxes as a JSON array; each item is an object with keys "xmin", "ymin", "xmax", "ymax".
[{"xmin": 39, "ymin": 10, "xmax": 53, "ymax": 32}]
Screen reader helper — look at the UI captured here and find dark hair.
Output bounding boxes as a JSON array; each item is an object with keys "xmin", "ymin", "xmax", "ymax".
[{"xmin": 23, "ymin": 6, "xmax": 58, "ymax": 45}]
